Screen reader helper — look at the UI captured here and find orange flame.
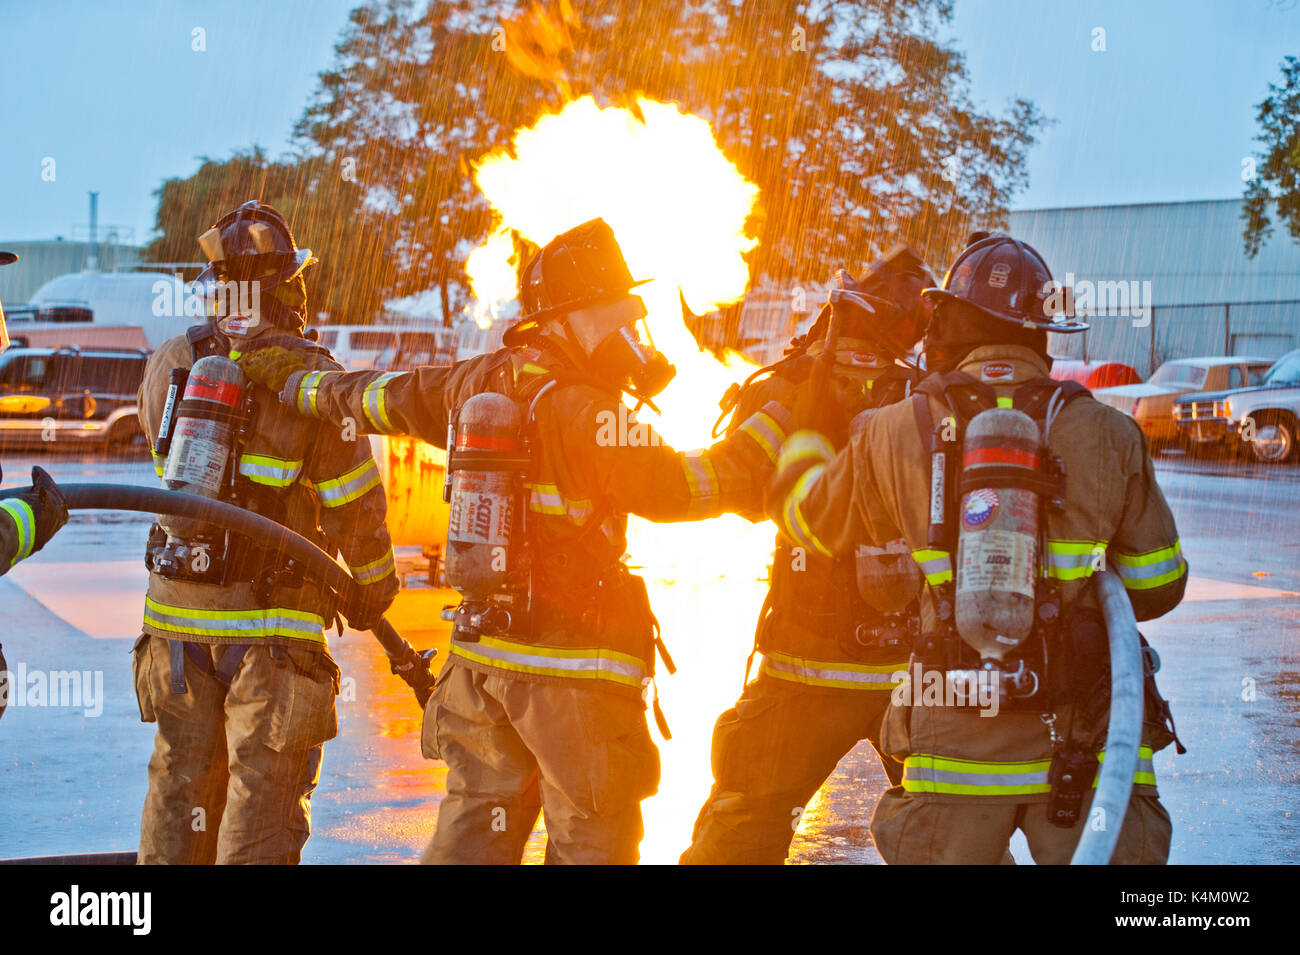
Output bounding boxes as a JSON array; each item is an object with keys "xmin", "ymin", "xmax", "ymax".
[
  {"xmin": 500, "ymin": 0, "xmax": 582, "ymax": 96},
  {"xmin": 467, "ymin": 95, "xmax": 776, "ymax": 862}
]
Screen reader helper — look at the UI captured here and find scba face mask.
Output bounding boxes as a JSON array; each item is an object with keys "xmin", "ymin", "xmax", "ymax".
[{"xmin": 563, "ymin": 295, "xmax": 676, "ymax": 399}]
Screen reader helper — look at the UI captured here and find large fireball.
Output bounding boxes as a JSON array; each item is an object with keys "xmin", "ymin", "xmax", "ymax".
[{"xmin": 467, "ymin": 94, "xmax": 777, "ymax": 862}]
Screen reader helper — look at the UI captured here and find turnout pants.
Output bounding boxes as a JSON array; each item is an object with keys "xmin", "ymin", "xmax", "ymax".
[
  {"xmin": 420, "ymin": 659, "xmax": 660, "ymax": 865},
  {"xmin": 870, "ymin": 788, "xmax": 1172, "ymax": 864},
  {"xmin": 132, "ymin": 635, "xmax": 340, "ymax": 865},
  {"xmin": 680, "ymin": 671, "xmax": 903, "ymax": 865}
]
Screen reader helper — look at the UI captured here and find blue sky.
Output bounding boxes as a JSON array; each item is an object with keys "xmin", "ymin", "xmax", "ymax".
[{"xmin": 1, "ymin": 0, "xmax": 1297, "ymax": 243}]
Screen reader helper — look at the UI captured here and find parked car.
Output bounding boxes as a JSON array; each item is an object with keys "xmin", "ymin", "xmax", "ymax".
[
  {"xmin": 1172, "ymin": 348, "xmax": 1300, "ymax": 463},
  {"xmin": 0, "ymin": 345, "xmax": 149, "ymax": 452},
  {"xmin": 1092, "ymin": 356, "xmax": 1272, "ymax": 449},
  {"xmin": 1049, "ymin": 359, "xmax": 1142, "ymax": 391}
]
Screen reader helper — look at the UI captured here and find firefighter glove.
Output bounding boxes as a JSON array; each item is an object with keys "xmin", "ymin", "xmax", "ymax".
[
  {"xmin": 237, "ymin": 346, "xmax": 310, "ymax": 393},
  {"xmin": 26, "ymin": 466, "xmax": 69, "ymax": 554}
]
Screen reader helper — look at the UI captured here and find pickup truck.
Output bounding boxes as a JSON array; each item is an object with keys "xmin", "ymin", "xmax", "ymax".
[
  {"xmin": 0, "ymin": 345, "xmax": 149, "ymax": 453},
  {"xmin": 1172, "ymin": 348, "xmax": 1300, "ymax": 463},
  {"xmin": 1092, "ymin": 356, "xmax": 1272, "ymax": 449}
]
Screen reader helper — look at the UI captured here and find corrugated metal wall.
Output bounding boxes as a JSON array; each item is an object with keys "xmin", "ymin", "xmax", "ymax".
[
  {"xmin": 1012, "ymin": 200, "xmax": 1300, "ymax": 372},
  {"xmin": 0, "ymin": 241, "xmax": 141, "ymax": 306}
]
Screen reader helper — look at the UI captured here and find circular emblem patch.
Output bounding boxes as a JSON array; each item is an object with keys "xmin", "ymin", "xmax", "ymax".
[{"xmin": 962, "ymin": 488, "xmax": 999, "ymax": 528}]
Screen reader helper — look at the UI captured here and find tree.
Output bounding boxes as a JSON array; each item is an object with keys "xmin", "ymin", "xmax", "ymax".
[
  {"xmin": 1243, "ymin": 56, "xmax": 1300, "ymax": 258},
  {"xmin": 145, "ymin": 148, "xmax": 400, "ymax": 324},
  {"xmin": 295, "ymin": 0, "xmax": 1044, "ymax": 310}
]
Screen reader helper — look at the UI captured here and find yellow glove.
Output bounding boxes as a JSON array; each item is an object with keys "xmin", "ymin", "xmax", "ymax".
[{"xmin": 236, "ymin": 346, "xmax": 310, "ymax": 393}]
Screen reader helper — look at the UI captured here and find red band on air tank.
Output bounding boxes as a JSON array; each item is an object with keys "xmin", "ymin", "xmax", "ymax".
[
  {"xmin": 455, "ymin": 433, "xmax": 519, "ymax": 451},
  {"xmin": 184, "ymin": 376, "xmax": 242, "ymax": 406},
  {"xmin": 962, "ymin": 447, "xmax": 1039, "ymax": 469}
]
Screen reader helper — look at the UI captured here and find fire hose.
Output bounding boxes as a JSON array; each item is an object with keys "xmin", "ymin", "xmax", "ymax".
[
  {"xmin": 1070, "ymin": 568, "xmax": 1145, "ymax": 865},
  {"xmin": 0, "ymin": 482, "xmax": 437, "ymax": 708}
]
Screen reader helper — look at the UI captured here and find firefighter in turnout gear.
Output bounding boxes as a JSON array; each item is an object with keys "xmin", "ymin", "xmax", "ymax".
[
  {"xmin": 133, "ymin": 201, "xmax": 399, "ymax": 864},
  {"xmin": 237, "ymin": 218, "xmax": 790, "ymax": 864},
  {"xmin": 681, "ymin": 247, "xmax": 935, "ymax": 865},
  {"xmin": 768, "ymin": 233, "xmax": 1187, "ymax": 864}
]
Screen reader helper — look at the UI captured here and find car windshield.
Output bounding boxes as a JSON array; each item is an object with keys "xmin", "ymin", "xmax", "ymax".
[
  {"xmin": 1262, "ymin": 352, "xmax": 1300, "ymax": 386},
  {"xmin": 1150, "ymin": 363, "xmax": 1207, "ymax": 388}
]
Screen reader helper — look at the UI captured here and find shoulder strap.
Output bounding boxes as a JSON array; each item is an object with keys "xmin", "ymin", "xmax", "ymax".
[
  {"xmin": 186, "ymin": 323, "xmax": 229, "ymax": 361},
  {"xmin": 1012, "ymin": 377, "xmax": 1090, "ymax": 422}
]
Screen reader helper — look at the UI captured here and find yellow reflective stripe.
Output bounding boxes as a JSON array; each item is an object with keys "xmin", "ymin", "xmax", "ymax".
[
  {"xmin": 777, "ymin": 430, "xmax": 835, "ymax": 472},
  {"xmin": 682, "ymin": 449, "xmax": 720, "ymax": 516},
  {"xmin": 142, "ymin": 596, "xmax": 325, "ymax": 643},
  {"xmin": 316, "ymin": 458, "xmax": 382, "ymax": 508},
  {"xmin": 904, "ymin": 746, "xmax": 1157, "ymax": 795},
  {"xmin": 1112, "ymin": 542, "xmax": 1181, "ymax": 567},
  {"xmin": 1097, "ymin": 746, "xmax": 1157, "ymax": 788},
  {"xmin": 1113, "ymin": 540, "xmax": 1186, "ymax": 590},
  {"xmin": 236, "ymin": 453, "xmax": 304, "ymax": 488},
  {"xmin": 996, "ymin": 396, "xmax": 1014, "ymax": 409},
  {"xmin": 0, "ymin": 499, "xmax": 36, "ymax": 566},
  {"xmin": 911, "ymin": 548, "xmax": 953, "ymax": 586},
  {"xmin": 362, "ymin": 372, "xmax": 402, "ymax": 433},
  {"xmin": 296, "ymin": 370, "xmax": 329, "ymax": 418},
  {"xmin": 761, "ymin": 650, "xmax": 905, "ymax": 690},
  {"xmin": 781, "ymin": 464, "xmax": 833, "ymax": 558},
  {"xmin": 737, "ymin": 408, "xmax": 787, "ymax": 464},
  {"xmin": 449, "ymin": 634, "xmax": 648, "ymax": 688},
  {"xmin": 524, "ymin": 481, "xmax": 592, "ymax": 523},
  {"xmin": 903, "ymin": 753, "xmax": 1053, "ymax": 795},
  {"xmin": 350, "ymin": 549, "xmax": 396, "ymax": 585},
  {"xmin": 1044, "ymin": 538, "xmax": 1109, "ymax": 581}
]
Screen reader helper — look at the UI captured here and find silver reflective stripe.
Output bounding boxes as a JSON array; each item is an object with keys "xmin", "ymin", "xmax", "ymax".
[
  {"xmin": 1113, "ymin": 551, "xmax": 1184, "ymax": 580},
  {"xmin": 362, "ymin": 373, "xmax": 403, "ymax": 432},
  {"xmin": 317, "ymin": 459, "xmax": 382, "ymax": 508},
  {"xmin": 906, "ymin": 763, "xmax": 1051, "ymax": 792},
  {"xmin": 682, "ymin": 449, "xmax": 719, "ymax": 509},
  {"xmin": 738, "ymin": 407, "xmax": 786, "ymax": 463},
  {"xmin": 1044, "ymin": 540, "xmax": 1106, "ymax": 580},
  {"xmin": 525, "ymin": 482, "xmax": 592, "ymax": 523},
  {"xmin": 762, "ymin": 653, "xmax": 902, "ymax": 689},
  {"xmin": 351, "ymin": 550, "xmax": 395, "ymax": 585},
  {"xmin": 912, "ymin": 549, "xmax": 953, "ymax": 584},
  {"xmin": 237, "ymin": 454, "xmax": 303, "ymax": 487},
  {"xmin": 296, "ymin": 370, "xmax": 328, "ymax": 417},
  {"xmin": 450, "ymin": 637, "xmax": 647, "ymax": 689}
]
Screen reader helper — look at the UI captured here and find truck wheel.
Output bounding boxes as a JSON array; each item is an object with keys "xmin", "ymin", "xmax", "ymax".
[
  {"xmin": 1248, "ymin": 413, "xmax": 1297, "ymax": 464},
  {"xmin": 105, "ymin": 420, "xmax": 145, "ymax": 456}
]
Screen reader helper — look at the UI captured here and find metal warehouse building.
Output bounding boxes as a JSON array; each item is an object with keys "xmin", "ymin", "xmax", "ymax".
[{"xmin": 1008, "ymin": 199, "xmax": 1300, "ymax": 375}]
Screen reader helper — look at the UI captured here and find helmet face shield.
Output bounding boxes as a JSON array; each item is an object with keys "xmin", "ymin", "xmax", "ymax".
[{"xmin": 563, "ymin": 294, "xmax": 676, "ymax": 398}]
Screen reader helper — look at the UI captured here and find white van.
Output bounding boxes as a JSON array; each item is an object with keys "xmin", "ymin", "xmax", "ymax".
[
  {"xmin": 314, "ymin": 326, "xmax": 400, "ymax": 371},
  {"xmin": 314, "ymin": 325, "xmax": 461, "ymax": 371}
]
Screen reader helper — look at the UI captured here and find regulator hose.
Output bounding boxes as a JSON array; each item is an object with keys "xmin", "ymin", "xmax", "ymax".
[
  {"xmin": 0, "ymin": 482, "xmax": 437, "ymax": 708},
  {"xmin": 1070, "ymin": 568, "xmax": 1145, "ymax": 864}
]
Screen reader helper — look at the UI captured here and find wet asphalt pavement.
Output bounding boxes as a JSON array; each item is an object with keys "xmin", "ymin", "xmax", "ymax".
[{"xmin": 0, "ymin": 446, "xmax": 1295, "ymax": 864}]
